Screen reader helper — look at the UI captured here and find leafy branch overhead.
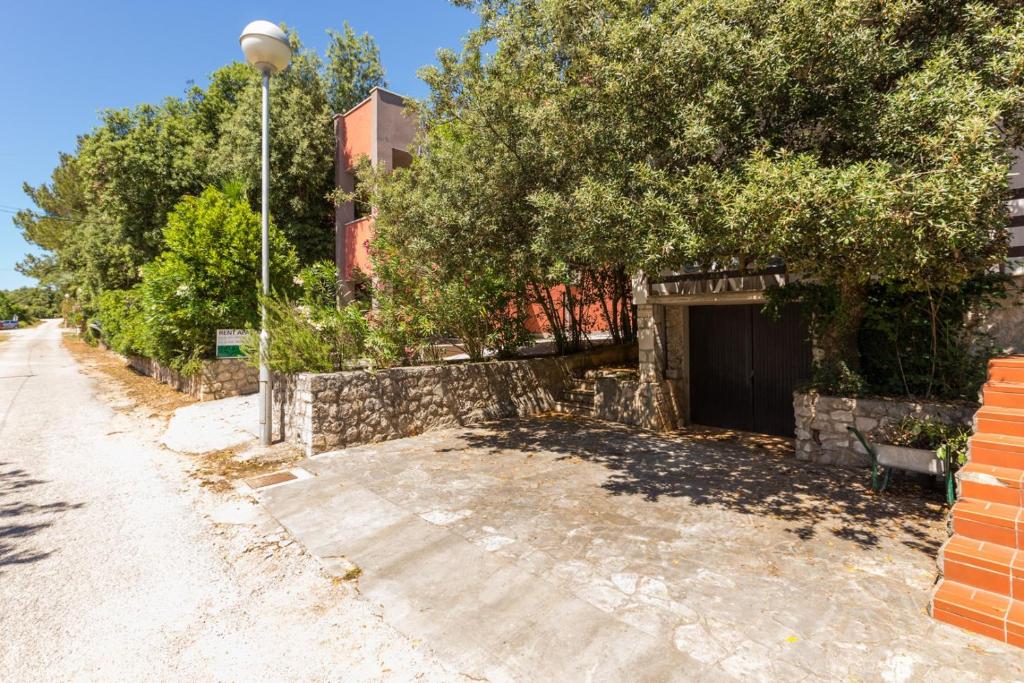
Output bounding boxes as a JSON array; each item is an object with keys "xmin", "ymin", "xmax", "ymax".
[{"xmin": 379, "ymin": 0, "xmax": 1024, "ymax": 372}]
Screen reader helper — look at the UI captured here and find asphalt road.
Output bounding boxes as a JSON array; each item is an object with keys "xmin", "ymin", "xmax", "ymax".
[{"xmin": 0, "ymin": 320, "xmax": 458, "ymax": 682}]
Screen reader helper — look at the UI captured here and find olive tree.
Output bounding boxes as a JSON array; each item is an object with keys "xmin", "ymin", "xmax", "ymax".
[{"xmin": 399, "ymin": 0, "xmax": 1024, "ymax": 374}]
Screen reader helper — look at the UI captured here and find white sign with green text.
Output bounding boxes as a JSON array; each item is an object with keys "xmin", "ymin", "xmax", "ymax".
[{"xmin": 216, "ymin": 329, "xmax": 248, "ymax": 359}]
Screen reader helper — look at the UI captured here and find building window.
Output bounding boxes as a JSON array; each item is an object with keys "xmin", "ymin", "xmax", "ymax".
[{"xmin": 392, "ymin": 148, "xmax": 413, "ymax": 170}]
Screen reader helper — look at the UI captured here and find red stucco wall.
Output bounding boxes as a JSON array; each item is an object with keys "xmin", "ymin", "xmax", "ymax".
[
  {"xmin": 341, "ymin": 216, "xmax": 375, "ymax": 282},
  {"xmin": 341, "ymin": 99, "xmax": 374, "ymax": 169}
]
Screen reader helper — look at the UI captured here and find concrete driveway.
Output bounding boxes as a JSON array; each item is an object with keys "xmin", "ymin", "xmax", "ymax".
[{"xmin": 256, "ymin": 416, "xmax": 1024, "ymax": 682}]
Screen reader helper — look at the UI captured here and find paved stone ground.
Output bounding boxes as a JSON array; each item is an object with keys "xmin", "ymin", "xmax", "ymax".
[
  {"xmin": 257, "ymin": 415, "xmax": 1024, "ymax": 682},
  {"xmin": 163, "ymin": 394, "xmax": 259, "ymax": 453}
]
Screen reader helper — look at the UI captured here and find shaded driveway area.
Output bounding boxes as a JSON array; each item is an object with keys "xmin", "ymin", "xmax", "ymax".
[{"xmin": 258, "ymin": 416, "xmax": 1024, "ymax": 682}]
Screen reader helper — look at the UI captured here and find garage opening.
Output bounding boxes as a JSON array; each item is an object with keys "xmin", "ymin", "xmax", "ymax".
[{"xmin": 689, "ymin": 303, "xmax": 812, "ymax": 437}]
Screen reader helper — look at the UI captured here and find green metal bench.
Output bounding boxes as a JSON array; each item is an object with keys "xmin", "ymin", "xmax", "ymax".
[{"xmin": 847, "ymin": 426, "xmax": 957, "ymax": 505}]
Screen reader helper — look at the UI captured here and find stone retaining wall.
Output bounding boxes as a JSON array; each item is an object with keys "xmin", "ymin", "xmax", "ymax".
[
  {"xmin": 275, "ymin": 345, "xmax": 636, "ymax": 456},
  {"xmin": 980, "ymin": 276, "xmax": 1024, "ymax": 355},
  {"xmin": 593, "ymin": 374, "xmax": 679, "ymax": 431},
  {"xmin": 128, "ymin": 356, "xmax": 257, "ymax": 401},
  {"xmin": 793, "ymin": 391, "xmax": 978, "ymax": 467}
]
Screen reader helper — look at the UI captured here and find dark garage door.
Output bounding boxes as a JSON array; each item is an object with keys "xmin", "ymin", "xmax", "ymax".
[{"xmin": 689, "ymin": 303, "xmax": 812, "ymax": 437}]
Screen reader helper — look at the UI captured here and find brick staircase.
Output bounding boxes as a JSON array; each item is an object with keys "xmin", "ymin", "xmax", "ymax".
[
  {"xmin": 932, "ymin": 357, "xmax": 1024, "ymax": 648},
  {"xmin": 553, "ymin": 372, "xmax": 597, "ymax": 417}
]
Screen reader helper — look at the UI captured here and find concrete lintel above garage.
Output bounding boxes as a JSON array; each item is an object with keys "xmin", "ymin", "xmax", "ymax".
[{"xmin": 647, "ymin": 265, "xmax": 791, "ymax": 300}]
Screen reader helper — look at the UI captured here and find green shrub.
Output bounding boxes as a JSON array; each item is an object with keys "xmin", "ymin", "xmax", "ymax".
[
  {"xmin": 250, "ymin": 298, "xmax": 369, "ymax": 374},
  {"xmin": 139, "ymin": 184, "xmax": 298, "ymax": 372},
  {"xmin": 364, "ymin": 306, "xmax": 427, "ymax": 369},
  {"xmin": 431, "ymin": 269, "xmax": 531, "ymax": 361},
  {"xmin": 368, "ymin": 234, "xmax": 529, "ymax": 363},
  {"xmin": 769, "ymin": 275, "xmax": 1009, "ymax": 400},
  {"xmin": 248, "ymin": 261, "xmax": 369, "ymax": 373},
  {"xmin": 294, "ymin": 260, "xmax": 341, "ymax": 309},
  {"xmin": 95, "ymin": 287, "xmax": 150, "ymax": 356},
  {"xmin": 859, "ymin": 276, "xmax": 1009, "ymax": 401},
  {"xmin": 878, "ymin": 416, "xmax": 968, "ymax": 450},
  {"xmin": 807, "ymin": 360, "xmax": 867, "ymax": 397},
  {"xmin": 362, "ymin": 239, "xmax": 433, "ymax": 368}
]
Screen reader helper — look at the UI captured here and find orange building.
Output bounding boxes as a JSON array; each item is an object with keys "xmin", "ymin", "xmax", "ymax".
[
  {"xmin": 334, "ymin": 88, "xmax": 416, "ymax": 286},
  {"xmin": 333, "ymin": 88, "xmax": 611, "ymax": 337}
]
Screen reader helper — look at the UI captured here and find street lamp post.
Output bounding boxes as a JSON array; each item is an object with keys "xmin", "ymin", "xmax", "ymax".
[{"xmin": 240, "ymin": 20, "xmax": 291, "ymax": 446}]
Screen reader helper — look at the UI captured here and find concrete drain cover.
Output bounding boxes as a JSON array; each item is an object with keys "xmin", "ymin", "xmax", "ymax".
[{"xmin": 246, "ymin": 470, "xmax": 298, "ymax": 489}]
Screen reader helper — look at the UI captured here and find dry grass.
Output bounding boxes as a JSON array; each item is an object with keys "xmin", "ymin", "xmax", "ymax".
[
  {"xmin": 63, "ymin": 333, "xmax": 305, "ymax": 490},
  {"xmin": 194, "ymin": 443, "xmax": 304, "ymax": 493},
  {"xmin": 62, "ymin": 335, "xmax": 196, "ymax": 418}
]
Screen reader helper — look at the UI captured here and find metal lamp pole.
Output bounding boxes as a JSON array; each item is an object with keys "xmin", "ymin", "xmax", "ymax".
[
  {"xmin": 259, "ymin": 68, "xmax": 272, "ymax": 446},
  {"xmin": 240, "ymin": 20, "xmax": 291, "ymax": 446}
]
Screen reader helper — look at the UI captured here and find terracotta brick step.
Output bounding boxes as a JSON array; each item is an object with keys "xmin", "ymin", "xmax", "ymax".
[
  {"xmin": 952, "ymin": 497, "xmax": 1024, "ymax": 549},
  {"xmin": 932, "ymin": 579, "xmax": 1024, "ymax": 647},
  {"xmin": 977, "ymin": 406, "xmax": 1024, "ymax": 438},
  {"xmin": 939, "ymin": 535, "xmax": 1024, "ymax": 598},
  {"xmin": 989, "ymin": 357, "xmax": 1024, "ymax": 384},
  {"xmin": 958, "ymin": 463, "xmax": 1024, "ymax": 507},
  {"xmin": 970, "ymin": 433, "xmax": 1024, "ymax": 470},
  {"xmin": 984, "ymin": 382, "xmax": 1024, "ymax": 410}
]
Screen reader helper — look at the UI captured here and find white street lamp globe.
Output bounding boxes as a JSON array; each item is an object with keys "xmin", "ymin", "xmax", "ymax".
[{"xmin": 239, "ymin": 20, "xmax": 291, "ymax": 74}]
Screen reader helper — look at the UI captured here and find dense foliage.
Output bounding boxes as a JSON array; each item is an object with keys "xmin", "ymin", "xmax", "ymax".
[
  {"xmin": 0, "ymin": 286, "xmax": 60, "ymax": 321},
  {"xmin": 858, "ymin": 276, "xmax": 1011, "ymax": 400},
  {"xmin": 767, "ymin": 275, "xmax": 1011, "ymax": 400},
  {"xmin": 141, "ymin": 186, "xmax": 298, "ymax": 370},
  {"xmin": 95, "ymin": 287, "xmax": 148, "ymax": 356},
  {"xmin": 95, "ymin": 186, "xmax": 298, "ymax": 372},
  {"xmin": 15, "ymin": 23, "xmax": 385, "ymax": 315},
  {"xmin": 376, "ymin": 0, "xmax": 1023, "ymax": 374},
  {"xmin": 365, "ymin": 224, "xmax": 533, "ymax": 361},
  {"xmin": 251, "ymin": 261, "xmax": 369, "ymax": 374},
  {"xmin": 16, "ymin": 2, "xmax": 1024, "ymax": 388},
  {"xmin": 0, "ymin": 291, "xmax": 31, "ymax": 323}
]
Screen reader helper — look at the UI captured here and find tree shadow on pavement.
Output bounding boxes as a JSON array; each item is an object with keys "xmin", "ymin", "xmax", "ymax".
[
  {"xmin": 452, "ymin": 416, "xmax": 947, "ymax": 556},
  {"xmin": 0, "ymin": 462, "xmax": 84, "ymax": 571}
]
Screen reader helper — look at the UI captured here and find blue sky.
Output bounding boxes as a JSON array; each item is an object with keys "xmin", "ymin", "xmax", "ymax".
[{"xmin": 0, "ymin": 1, "xmax": 478, "ymax": 290}]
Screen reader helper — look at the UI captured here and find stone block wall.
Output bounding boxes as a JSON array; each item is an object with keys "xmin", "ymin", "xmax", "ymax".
[
  {"xmin": 636, "ymin": 304, "xmax": 666, "ymax": 383},
  {"xmin": 635, "ymin": 302, "xmax": 685, "ymax": 430},
  {"xmin": 979, "ymin": 276, "xmax": 1024, "ymax": 355},
  {"xmin": 793, "ymin": 391, "xmax": 978, "ymax": 467},
  {"xmin": 593, "ymin": 375, "xmax": 679, "ymax": 431},
  {"xmin": 128, "ymin": 356, "xmax": 258, "ymax": 401},
  {"xmin": 275, "ymin": 344, "xmax": 636, "ymax": 456}
]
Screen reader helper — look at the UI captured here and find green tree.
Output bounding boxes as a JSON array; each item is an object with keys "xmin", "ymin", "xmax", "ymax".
[
  {"xmin": 14, "ymin": 153, "xmax": 87, "ymax": 255},
  {"xmin": 139, "ymin": 185, "xmax": 298, "ymax": 371},
  {"xmin": 16, "ymin": 22, "xmax": 386, "ymax": 312},
  {"xmin": 210, "ymin": 33, "xmax": 335, "ymax": 263},
  {"xmin": 4, "ymin": 286, "xmax": 60, "ymax": 320},
  {"xmin": 16, "ymin": 100, "xmax": 210, "ymax": 305},
  {"xmin": 325, "ymin": 21, "xmax": 387, "ymax": 114},
  {"xmin": 14, "ymin": 153, "xmax": 89, "ymax": 289},
  {"xmin": 401, "ymin": 0, "xmax": 1024, "ymax": 374},
  {"xmin": 0, "ymin": 291, "xmax": 29, "ymax": 323}
]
